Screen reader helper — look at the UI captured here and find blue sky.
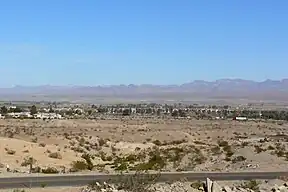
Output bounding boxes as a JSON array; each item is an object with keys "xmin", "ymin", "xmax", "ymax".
[{"xmin": 0, "ymin": 0, "xmax": 287, "ymax": 87}]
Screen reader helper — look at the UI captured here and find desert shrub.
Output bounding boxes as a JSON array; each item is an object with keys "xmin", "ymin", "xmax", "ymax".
[
  {"xmin": 211, "ymin": 146, "xmax": 221, "ymax": 155},
  {"xmin": 134, "ymin": 152, "xmax": 166, "ymax": 171},
  {"xmin": 31, "ymin": 137, "xmax": 38, "ymax": 143},
  {"xmin": 21, "ymin": 157, "xmax": 37, "ymax": 167},
  {"xmin": 81, "ymin": 153, "xmax": 94, "ymax": 170},
  {"xmin": 40, "ymin": 183, "xmax": 47, "ymax": 188},
  {"xmin": 5, "ymin": 148, "xmax": 16, "ymax": 155},
  {"xmin": 240, "ymin": 180, "xmax": 260, "ymax": 192},
  {"xmin": 13, "ymin": 189, "xmax": 26, "ymax": 192},
  {"xmin": 71, "ymin": 160, "xmax": 88, "ymax": 171},
  {"xmin": 190, "ymin": 181, "xmax": 203, "ymax": 189},
  {"xmin": 254, "ymin": 145, "xmax": 265, "ymax": 154},
  {"xmin": 232, "ymin": 156, "xmax": 247, "ymax": 163},
  {"xmin": 125, "ymin": 154, "xmax": 139, "ymax": 163},
  {"xmin": 98, "ymin": 138, "xmax": 106, "ymax": 146},
  {"xmin": 42, "ymin": 167, "xmax": 59, "ymax": 174},
  {"xmin": 194, "ymin": 141, "xmax": 206, "ymax": 145},
  {"xmin": 267, "ymin": 145, "xmax": 275, "ymax": 150},
  {"xmin": 113, "ymin": 170, "xmax": 160, "ymax": 192},
  {"xmin": 152, "ymin": 140, "xmax": 162, "ymax": 146},
  {"xmin": 241, "ymin": 142, "xmax": 249, "ymax": 147},
  {"xmin": 105, "ymin": 156, "xmax": 113, "ymax": 161},
  {"xmin": 71, "ymin": 146, "xmax": 85, "ymax": 153},
  {"xmin": 217, "ymin": 140, "xmax": 229, "ymax": 147},
  {"xmin": 39, "ymin": 143, "xmax": 46, "ymax": 147},
  {"xmin": 48, "ymin": 152, "xmax": 62, "ymax": 159},
  {"xmin": 31, "ymin": 166, "xmax": 41, "ymax": 173},
  {"xmin": 275, "ymin": 150, "xmax": 285, "ymax": 157}
]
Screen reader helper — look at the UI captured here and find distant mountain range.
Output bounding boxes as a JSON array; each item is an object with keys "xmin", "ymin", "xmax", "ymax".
[{"xmin": 1, "ymin": 79, "xmax": 288, "ymax": 101}]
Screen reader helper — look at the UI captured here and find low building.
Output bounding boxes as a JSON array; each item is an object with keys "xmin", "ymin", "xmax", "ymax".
[
  {"xmin": 234, "ymin": 116, "xmax": 248, "ymax": 121},
  {"xmin": 34, "ymin": 113, "xmax": 62, "ymax": 119},
  {"xmin": 7, "ymin": 112, "xmax": 32, "ymax": 119}
]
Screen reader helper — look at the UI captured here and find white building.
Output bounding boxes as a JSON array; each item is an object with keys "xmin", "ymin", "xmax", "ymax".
[
  {"xmin": 235, "ymin": 117, "xmax": 248, "ymax": 121},
  {"xmin": 34, "ymin": 113, "xmax": 62, "ymax": 119}
]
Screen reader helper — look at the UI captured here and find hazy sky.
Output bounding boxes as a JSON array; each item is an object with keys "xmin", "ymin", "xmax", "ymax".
[{"xmin": 0, "ymin": 0, "xmax": 287, "ymax": 87}]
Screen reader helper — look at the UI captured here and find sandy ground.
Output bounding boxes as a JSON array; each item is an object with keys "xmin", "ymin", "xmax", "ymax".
[
  {"xmin": 0, "ymin": 118, "xmax": 288, "ymax": 174},
  {"xmin": 0, "ymin": 187, "xmax": 82, "ymax": 192}
]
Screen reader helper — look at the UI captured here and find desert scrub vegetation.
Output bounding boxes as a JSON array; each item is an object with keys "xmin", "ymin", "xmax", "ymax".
[
  {"xmin": 48, "ymin": 152, "xmax": 62, "ymax": 159},
  {"xmin": 42, "ymin": 167, "xmax": 59, "ymax": 174},
  {"xmin": 217, "ymin": 140, "xmax": 234, "ymax": 160},
  {"xmin": 254, "ymin": 145, "xmax": 266, "ymax": 154},
  {"xmin": 71, "ymin": 160, "xmax": 89, "ymax": 172},
  {"xmin": 70, "ymin": 153, "xmax": 95, "ymax": 172},
  {"xmin": 152, "ymin": 139, "xmax": 188, "ymax": 146},
  {"xmin": 105, "ymin": 145, "xmax": 207, "ymax": 172},
  {"xmin": 210, "ymin": 146, "xmax": 222, "ymax": 155},
  {"xmin": 87, "ymin": 170, "xmax": 161, "ymax": 192},
  {"xmin": 269, "ymin": 143, "xmax": 288, "ymax": 160},
  {"xmin": 5, "ymin": 148, "xmax": 16, "ymax": 155},
  {"xmin": 240, "ymin": 180, "xmax": 260, "ymax": 192},
  {"xmin": 39, "ymin": 143, "xmax": 46, "ymax": 147},
  {"xmin": 232, "ymin": 156, "xmax": 247, "ymax": 163}
]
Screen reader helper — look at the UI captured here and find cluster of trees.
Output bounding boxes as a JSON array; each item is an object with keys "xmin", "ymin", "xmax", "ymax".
[
  {"xmin": 239, "ymin": 110, "xmax": 288, "ymax": 121},
  {"xmin": 0, "ymin": 105, "xmax": 38, "ymax": 115}
]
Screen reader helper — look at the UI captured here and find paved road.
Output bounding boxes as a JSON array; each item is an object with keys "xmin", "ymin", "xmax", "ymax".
[{"xmin": 0, "ymin": 171, "xmax": 288, "ymax": 189}]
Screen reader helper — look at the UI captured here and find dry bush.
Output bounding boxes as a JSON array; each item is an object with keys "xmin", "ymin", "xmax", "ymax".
[
  {"xmin": 5, "ymin": 148, "xmax": 16, "ymax": 155},
  {"xmin": 210, "ymin": 146, "xmax": 222, "ymax": 155},
  {"xmin": 71, "ymin": 160, "xmax": 89, "ymax": 172},
  {"xmin": 152, "ymin": 140, "xmax": 162, "ymax": 146},
  {"xmin": 48, "ymin": 152, "xmax": 62, "ymax": 159},
  {"xmin": 39, "ymin": 143, "xmax": 46, "ymax": 147},
  {"xmin": 254, "ymin": 145, "xmax": 265, "ymax": 154},
  {"xmin": 190, "ymin": 181, "xmax": 204, "ymax": 189},
  {"xmin": 12, "ymin": 189, "xmax": 26, "ymax": 192},
  {"xmin": 89, "ymin": 170, "xmax": 161, "ymax": 192},
  {"xmin": 31, "ymin": 137, "xmax": 38, "ymax": 143},
  {"xmin": 98, "ymin": 138, "xmax": 107, "ymax": 147},
  {"xmin": 42, "ymin": 167, "xmax": 59, "ymax": 174},
  {"xmin": 240, "ymin": 180, "xmax": 260, "ymax": 192}
]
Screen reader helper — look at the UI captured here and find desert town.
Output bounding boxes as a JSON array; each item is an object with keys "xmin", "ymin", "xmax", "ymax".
[{"xmin": 0, "ymin": 102, "xmax": 288, "ymax": 192}]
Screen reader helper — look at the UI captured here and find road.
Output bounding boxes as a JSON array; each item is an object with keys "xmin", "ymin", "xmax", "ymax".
[{"xmin": 0, "ymin": 171, "xmax": 288, "ymax": 189}]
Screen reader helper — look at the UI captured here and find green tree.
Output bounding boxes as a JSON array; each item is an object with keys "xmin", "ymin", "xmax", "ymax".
[
  {"xmin": 0, "ymin": 106, "xmax": 8, "ymax": 115},
  {"xmin": 49, "ymin": 105, "xmax": 54, "ymax": 113},
  {"xmin": 30, "ymin": 105, "xmax": 38, "ymax": 115}
]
